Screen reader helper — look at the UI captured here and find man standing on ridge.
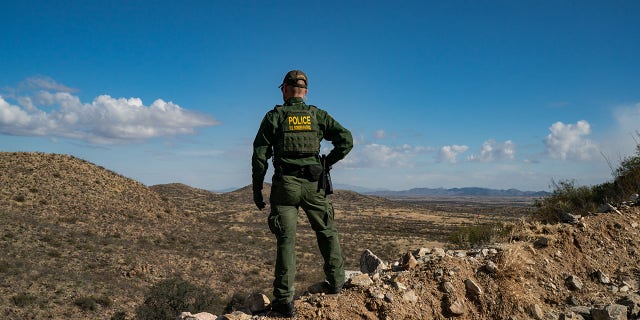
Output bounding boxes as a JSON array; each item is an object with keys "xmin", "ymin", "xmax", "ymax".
[{"xmin": 251, "ymin": 70, "xmax": 353, "ymax": 317}]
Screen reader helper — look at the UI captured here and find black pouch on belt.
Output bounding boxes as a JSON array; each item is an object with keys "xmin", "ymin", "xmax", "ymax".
[{"xmin": 305, "ymin": 164, "xmax": 323, "ymax": 182}]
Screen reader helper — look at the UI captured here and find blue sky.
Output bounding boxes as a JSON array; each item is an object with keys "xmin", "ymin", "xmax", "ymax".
[{"xmin": 1, "ymin": 1, "xmax": 639, "ymax": 192}]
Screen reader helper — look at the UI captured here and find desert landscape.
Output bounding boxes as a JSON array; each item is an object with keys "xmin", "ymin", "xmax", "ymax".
[{"xmin": 1, "ymin": 152, "xmax": 639, "ymax": 319}]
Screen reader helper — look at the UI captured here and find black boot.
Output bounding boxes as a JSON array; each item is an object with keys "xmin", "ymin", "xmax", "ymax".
[
  {"xmin": 270, "ymin": 300, "xmax": 296, "ymax": 318},
  {"xmin": 321, "ymin": 280, "xmax": 343, "ymax": 294}
]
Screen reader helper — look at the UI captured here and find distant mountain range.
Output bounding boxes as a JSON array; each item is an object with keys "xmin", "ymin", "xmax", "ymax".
[
  {"xmin": 362, "ymin": 187, "xmax": 549, "ymax": 197},
  {"xmin": 214, "ymin": 184, "xmax": 549, "ymax": 197}
]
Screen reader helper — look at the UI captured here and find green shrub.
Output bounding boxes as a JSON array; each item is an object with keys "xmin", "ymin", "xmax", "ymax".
[
  {"xmin": 12, "ymin": 293, "xmax": 37, "ymax": 307},
  {"xmin": 448, "ymin": 222, "xmax": 512, "ymax": 249},
  {"xmin": 74, "ymin": 297, "xmax": 97, "ymax": 311},
  {"xmin": 534, "ymin": 136, "xmax": 640, "ymax": 223},
  {"xmin": 135, "ymin": 277, "xmax": 220, "ymax": 320},
  {"xmin": 74, "ymin": 295, "xmax": 112, "ymax": 311}
]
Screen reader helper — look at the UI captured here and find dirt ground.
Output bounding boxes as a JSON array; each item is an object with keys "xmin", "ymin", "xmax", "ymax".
[{"xmin": 255, "ymin": 206, "xmax": 640, "ymax": 319}]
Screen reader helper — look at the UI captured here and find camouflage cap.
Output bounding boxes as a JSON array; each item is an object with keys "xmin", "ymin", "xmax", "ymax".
[{"xmin": 279, "ymin": 70, "xmax": 308, "ymax": 88}]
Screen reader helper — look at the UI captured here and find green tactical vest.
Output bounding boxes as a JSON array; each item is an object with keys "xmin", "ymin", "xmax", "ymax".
[{"xmin": 273, "ymin": 105, "xmax": 321, "ymax": 158}]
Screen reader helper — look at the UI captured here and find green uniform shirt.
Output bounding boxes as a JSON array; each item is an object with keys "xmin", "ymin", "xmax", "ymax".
[{"xmin": 252, "ymin": 97, "xmax": 353, "ymax": 190}]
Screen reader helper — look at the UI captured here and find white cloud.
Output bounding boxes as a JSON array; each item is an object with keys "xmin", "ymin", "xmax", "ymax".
[
  {"xmin": 544, "ymin": 120, "xmax": 598, "ymax": 160},
  {"xmin": 374, "ymin": 130, "xmax": 386, "ymax": 139},
  {"xmin": 21, "ymin": 76, "xmax": 78, "ymax": 93},
  {"xmin": 437, "ymin": 145, "xmax": 469, "ymax": 163},
  {"xmin": 0, "ymin": 84, "xmax": 219, "ymax": 144},
  {"xmin": 468, "ymin": 139, "xmax": 516, "ymax": 162},
  {"xmin": 341, "ymin": 143, "xmax": 430, "ymax": 168}
]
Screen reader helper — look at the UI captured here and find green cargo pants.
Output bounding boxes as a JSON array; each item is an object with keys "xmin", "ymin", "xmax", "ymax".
[{"xmin": 268, "ymin": 174, "xmax": 345, "ymax": 303}]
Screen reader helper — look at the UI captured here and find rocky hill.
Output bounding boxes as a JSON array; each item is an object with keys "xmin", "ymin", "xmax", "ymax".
[{"xmin": 1, "ymin": 152, "xmax": 639, "ymax": 320}]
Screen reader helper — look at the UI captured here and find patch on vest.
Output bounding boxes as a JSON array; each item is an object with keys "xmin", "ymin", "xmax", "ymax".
[
  {"xmin": 278, "ymin": 109, "xmax": 320, "ymax": 156},
  {"xmin": 287, "ymin": 114, "xmax": 312, "ymax": 131}
]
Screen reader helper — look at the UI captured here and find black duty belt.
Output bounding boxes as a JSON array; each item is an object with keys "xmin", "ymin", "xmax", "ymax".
[{"xmin": 280, "ymin": 163, "xmax": 307, "ymax": 178}]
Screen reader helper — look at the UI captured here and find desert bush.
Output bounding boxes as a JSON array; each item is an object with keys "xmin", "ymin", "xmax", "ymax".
[
  {"xmin": 135, "ymin": 277, "xmax": 220, "ymax": 320},
  {"xmin": 533, "ymin": 180, "xmax": 603, "ymax": 223},
  {"xmin": 448, "ymin": 222, "xmax": 512, "ymax": 249},
  {"xmin": 12, "ymin": 293, "xmax": 37, "ymax": 307},
  {"xmin": 74, "ymin": 295, "xmax": 111, "ymax": 311},
  {"xmin": 534, "ymin": 136, "xmax": 640, "ymax": 223}
]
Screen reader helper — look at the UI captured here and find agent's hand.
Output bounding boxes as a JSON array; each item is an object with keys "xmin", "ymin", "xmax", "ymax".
[{"xmin": 253, "ymin": 192, "xmax": 266, "ymax": 210}]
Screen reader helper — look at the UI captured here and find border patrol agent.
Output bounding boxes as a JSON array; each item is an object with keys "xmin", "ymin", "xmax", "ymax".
[{"xmin": 252, "ymin": 70, "xmax": 353, "ymax": 317}]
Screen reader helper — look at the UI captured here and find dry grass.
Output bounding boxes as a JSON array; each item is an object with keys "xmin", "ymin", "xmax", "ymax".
[{"xmin": 0, "ymin": 152, "xmax": 540, "ymax": 319}]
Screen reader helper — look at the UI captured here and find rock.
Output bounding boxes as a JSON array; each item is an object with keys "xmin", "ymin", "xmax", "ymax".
[
  {"xmin": 402, "ymin": 290, "xmax": 418, "ymax": 303},
  {"xmin": 442, "ymin": 281, "xmax": 456, "ymax": 295},
  {"xmin": 481, "ymin": 260, "xmax": 498, "ymax": 274},
  {"xmin": 432, "ymin": 247, "xmax": 446, "ymax": 258},
  {"xmin": 561, "ymin": 312, "xmax": 585, "ymax": 320},
  {"xmin": 620, "ymin": 275, "xmax": 640, "ymax": 291},
  {"xmin": 528, "ymin": 303, "xmax": 546, "ymax": 320},
  {"xmin": 592, "ymin": 270, "xmax": 611, "ymax": 284},
  {"xmin": 591, "ymin": 304, "xmax": 628, "ymax": 320},
  {"xmin": 360, "ymin": 249, "xmax": 387, "ymax": 274},
  {"xmin": 414, "ymin": 247, "xmax": 431, "ymax": 257},
  {"xmin": 367, "ymin": 287, "xmax": 385, "ymax": 300},
  {"xmin": 566, "ymin": 275, "xmax": 584, "ymax": 291},
  {"xmin": 570, "ymin": 306, "xmax": 592, "ymax": 318},
  {"xmin": 534, "ymin": 237, "xmax": 549, "ymax": 248},
  {"xmin": 617, "ymin": 293, "xmax": 640, "ymax": 317},
  {"xmin": 434, "ymin": 269, "xmax": 444, "ymax": 281},
  {"xmin": 464, "ymin": 279, "xmax": 482, "ymax": 296},
  {"xmin": 600, "ymin": 203, "xmax": 622, "ymax": 215},
  {"xmin": 220, "ymin": 311, "xmax": 252, "ymax": 320},
  {"xmin": 445, "ymin": 295, "xmax": 465, "ymax": 316},
  {"xmin": 393, "ymin": 281, "xmax": 408, "ymax": 291},
  {"xmin": 348, "ymin": 273, "xmax": 374, "ymax": 287},
  {"xmin": 243, "ymin": 292, "xmax": 269, "ymax": 314},
  {"xmin": 401, "ymin": 251, "xmax": 419, "ymax": 270},
  {"xmin": 559, "ymin": 211, "xmax": 580, "ymax": 224},
  {"xmin": 176, "ymin": 312, "xmax": 217, "ymax": 320},
  {"xmin": 384, "ymin": 293, "xmax": 394, "ymax": 302},
  {"xmin": 345, "ymin": 270, "xmax": 363, "ymax": 281}
]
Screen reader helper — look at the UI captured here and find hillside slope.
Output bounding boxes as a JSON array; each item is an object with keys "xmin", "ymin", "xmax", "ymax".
[{"xmin": 1, "ymin": 152, "xmax": 638, "ymax": 319}]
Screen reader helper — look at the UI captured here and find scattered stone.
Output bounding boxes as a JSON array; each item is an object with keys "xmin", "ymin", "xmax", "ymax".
[
  {"xmin": 444, "ymin": 295, "xmax": 465, "ymax": 316},
  {"xmin": 534, "ymin": 237, "xmax": 549, "ymax": 248},
  {"xmin": 414, "ymin": 247, "xmax": 431, "ymax": 257},
  {"xmin": 384, "ymin": 293, "xmax": 394, "ymax": 302},
  {"xmin": 432, "ymin": 247, "xmax": 446, "ymax": 258},
  {"xmin": 360, "ymin": 249, "xmax": 387, "ymax": 274},
  {"xmin": 567, "ymin": 295, "xmax": 581, "ymax": 306},
  {"xmin": 220, "ymin": 311, "xmax": 252, "ymax": 320},
  {"xmin": 348, "ymin": 273, "xmax": 374, "ymax": 287},
  {"xmin": 620, "ymin": 275, "xmax": 640, "ymax": 290},
  {"xmin": 590, "ymin": 304, "xmax": 628, "ymax": 320},
  {"xmin": 393, "ymin": 281, "xmax": 407, "ymax": 291},
  {"xmin": 561, "ymin": 312, "xmax": 585, "ymax": 320},
  {"xmin": 464, "ymin": 278, "xmax": 482, "ymax": 297},
  {"xmin": 434, "ymin": 269, "xmax": 444, "ymax": 281},
  {"xmin": 559, "ymin": 211, "xmax": 580, "ymax": 224},
  {"xmin": 617, "ymin": 293, "xmax": 640, "ymax": 318},
  {"xmin": 441, "ymin": 281, "xmax": 456, "ymax": 295},
  {"xmin": 243, "ymin": 292, "xmax": 269, "ymax": 314},
  {"xmin": 566, "ymin": 275, "xmax": 584, "ymax": 291},
  {"xmin": 345, "ymin": 270, "xmax": 363, "ymax": 281},
  {"xmin": 367, "ymin": 287, "xmax": 385, "ymax": 300},
  {"xmin": 402, "ymin": 290, "xmax": 418, "ymax": 303},
  {"xmin": 481, "ymin": 260, "xmax": 498, "ymax": 274},
  {"xmin": 570, "ymin": 306, "xmax": 592, "ymax": 318},
  {"xmin": 401, "ymin": 251, "xmax": 418, "ymax": 270},
  {"xmin": 176, "ymin": 312, "xmax": 217, "ymax": 320},
  {"xmin": 528, "ymin": 303, "xmax": 545, "ymax": 320},
  {"xmin": 600, "ymin": 203, "xmax": 622, "ymax": 215},
  {"xmin": 592, "ymin": 270, "xmax": 611, "ymax": 284}
]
